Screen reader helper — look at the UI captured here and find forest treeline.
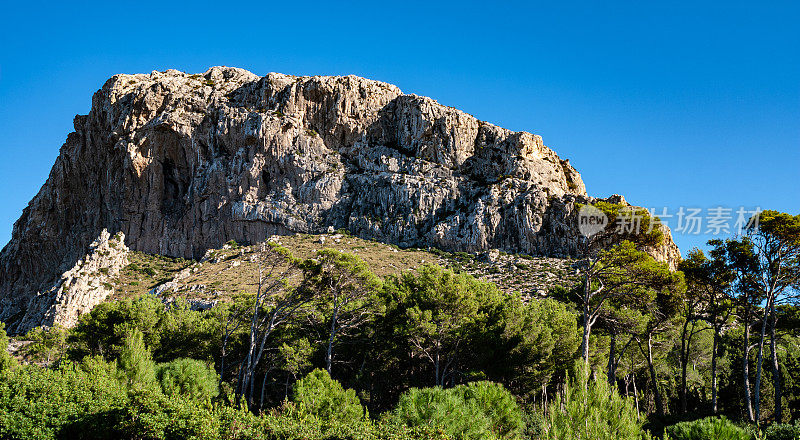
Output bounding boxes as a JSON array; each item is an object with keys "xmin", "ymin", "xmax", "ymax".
[{"xmin": 0, "ymin": 206, "xmax": 798, "ymax": 440}]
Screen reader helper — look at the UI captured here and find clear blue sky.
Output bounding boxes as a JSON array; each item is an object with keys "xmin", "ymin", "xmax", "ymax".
[{"xmin": 1, "ymin": 1, "xmax": 798, "ymax": 256}]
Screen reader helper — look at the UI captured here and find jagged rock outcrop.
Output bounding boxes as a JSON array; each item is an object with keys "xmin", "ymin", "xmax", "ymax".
[
  {"xmin": 13, "ymin": 230, "xmax": 129, "ymax": 334},
  {"xmin": 0, "ymin": 67, "xmax": 679, "ymax": 332}
]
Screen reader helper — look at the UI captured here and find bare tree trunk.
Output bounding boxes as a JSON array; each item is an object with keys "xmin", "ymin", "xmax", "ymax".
[
  {"xmin": 236, "ymin": 363, "xmax": 245, "ymax": 405},
  {"xmin": 240, "ymin": 269, "xmax": 264, "ymax": 407},
  {"xmin": 711, "ymin": 325, "xmax": 719, "ymax": 414},
  {"xmin": 249, "ymin": 365, "xmax": 257, "ymax": 407},
  {"xmin": 743, "ymin": 316, "xmax": 754, "ymax": 422},
  {"xmin": 579, "ymin": 275, "xmax": 593, "ymax": 364},
  {"xmin": 542, "ymin": 384, "xmax": 547, "ymax": 410},
  {"xmin": 632, "ymin": 372, "xmax": 640, "ymax": 419},
  {"xmin": 770, "ymin": 301, "xmax": 782, "ymax": 422},
  {"xmin": 434, "ymin": 349, "xmax": 441, "ymax": 387},
  {"xmin": 754, "ymin": 299, "xmax": 771, "ymax": 422},
  {"xmin": 608, "ymin": 331, "xmax": 616, "ymax": 386},
  {"xmin": 220, "ymin": 343, "xmax": 227, "ymax": 386},
  {"xmin": 259, "ymin": 370, "xmax": 269, "ymax": 411},
  {"xmin": 609, "ymin": 336, "xmax": 633, "ymax": 392},
  {"xmin": 624, "ymin": 374, "xmax": 630, "ymax": 398},
  {"xmin": 581, "ymin": 321, "xmax": 591, "ymax": 364},
  {"xmin": 641, "ymin": 334, "xmax": 665, "ymax": 418},
  {"xmin": 680, "ymin": 318, "xmax": 691, "ymax": 414},
  {"xmin": 326, "ymin": 306, "xmax": 339, "ymax": 375}
]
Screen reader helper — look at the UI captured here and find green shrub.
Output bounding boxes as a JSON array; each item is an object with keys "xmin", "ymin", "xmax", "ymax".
[
  {"xmin": 218, "ymin": 400, "xmax": 453, "ymax": 440},
  {"xmin": 389, "ymin": 386, "xmax": 490, "ymax": 440},
  {"xmin": 292, "ymin": 369, "xmax": 366, "ymax": 425},
  {"xmin": 69, "ymin": 295, "xmax": 165, "ymax": 358},
  {"xmin": 0, "ymin": 362, "xmax": 456, "ymax": 440},
  {"xmin": 69, "ymin": 294, "xmax": 218, "ymax": 363},
  {"xmin": 451, "ymin": 381, "xmax": 525, "ymax": 439},
  {"xmin": 538, "ymin": 360, "xmax": 644, "ymax": 440},
  {"xmin": 156, "ymin": 358, "xmax": 219, "ymax": 402},
  {"xmin": 763, "ymin": 422, "xmax": 800, "ymax": 440},
  {"xmin": 0, "ymin": 322, "xmax": 13, "ymax": 371},
  {"xmin": 114, "ymin": 387, "xmax": 221, "ymax": 440},
  {"xmin": 666, "ymin": 416, "xmax": 752, "ymax": 440}
]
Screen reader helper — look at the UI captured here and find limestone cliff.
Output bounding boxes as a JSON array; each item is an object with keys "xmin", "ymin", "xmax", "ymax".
[
  {"xmin": 0, "ymin": 67, "xmax": 680, "ymax": 332},
  {"xmin": 12, "ymin": 230, "xmax": 129, "ymax": 334}
]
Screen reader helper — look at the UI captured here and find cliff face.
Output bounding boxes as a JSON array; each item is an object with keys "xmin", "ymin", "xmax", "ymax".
[
  {"xmin": 0, "ymin": 67, "xmax": 680, "ymax": 332},
  {"xmin": 12, "ymin": 230, "xmax": 129, "ymax": 334}
]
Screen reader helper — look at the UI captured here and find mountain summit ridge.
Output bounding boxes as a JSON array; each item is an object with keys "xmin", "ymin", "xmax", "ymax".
[{"xmin": 0, "ymin": 66, "xmax": 680, "ymax": 332}]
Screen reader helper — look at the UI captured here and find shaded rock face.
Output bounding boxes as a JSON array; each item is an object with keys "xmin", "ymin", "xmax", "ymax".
[{"xmin": 0, "ymin": 67, "xmax": 679, "ymax": 332}]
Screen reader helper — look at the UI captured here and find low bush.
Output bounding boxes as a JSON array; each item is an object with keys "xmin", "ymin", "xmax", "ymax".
[
  {"xmin": 389, "ymin": 381, "xmax": 524, "ymax": 440},
  {"xmin": 156, "ymin": 358, "xmax": 219, "ymax": 402},
  {"xmin": 389, "ymin": 386, "xmax": 491, "ymax": 440},
  {"xmin": 763, "ymin": 422, "xmax": 800, "ymax": 440},
  {"xmin": 113, "ymin": 387, "xmax": 221, "ymax": 440},
  {"xmin": 292, "ymin": 369, "xmax": 366, "ymax": 425},
  {"xmin": 666, "ymin": 416, "xmax": 752, "ymax": 440},
  {"xmin": 451, "ymin": 381, "xmax": 525, "ymax": 439}
]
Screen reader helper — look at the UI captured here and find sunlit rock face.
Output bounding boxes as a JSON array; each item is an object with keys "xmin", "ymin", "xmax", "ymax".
[{"xmin": 0, "ymin": 67, "xmax": 679, "ymax": 332}]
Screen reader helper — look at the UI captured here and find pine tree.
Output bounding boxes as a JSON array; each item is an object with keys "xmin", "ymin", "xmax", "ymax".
[
  {"xmin": 540, "ymin": 361, "xmax": 645, "ymax": 440},
  {"xmin": 117, "ymin": 328, "xmax": 156, "ymax": 388}
]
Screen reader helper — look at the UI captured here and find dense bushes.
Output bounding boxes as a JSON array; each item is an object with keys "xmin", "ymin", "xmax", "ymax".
[
  {"xmin": 663, "ymin": 416, "xmax": 800, "ymax": 440},
  {"xmin": 113, "ymin": 387, "xmax": 222, "ymax": 440},
  {"xmin": 665, "ymin": 416, "xmax": 752, "ymax": 440},
  {"xmin": 55, "ymin": 261, "xmax": 582, "ymax": 416},
  {"xmin": 3, "ymin": 241, "xmax": 799, "ymax": 438},
  {"xmin": 68, "ymin": 295, "xmax": 219, "ymax": 363},
  {"xmin": 0, "ymin": 360, "xmax": 126, "ymax": 440},
  {"xmin": 0, "ymin": 357, "xmax": 461, "ymax": 440}
]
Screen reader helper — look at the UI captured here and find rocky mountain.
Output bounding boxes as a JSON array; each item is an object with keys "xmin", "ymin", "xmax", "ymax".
[{"xmin": 0, "ymin": 67, "xmax": 680, "ymax": 333}]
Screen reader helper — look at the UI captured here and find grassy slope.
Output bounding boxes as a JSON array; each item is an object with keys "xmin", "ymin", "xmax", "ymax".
[{"xmin": 106, "ymin": 233, "xmax": 578, "ymax": 305}]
